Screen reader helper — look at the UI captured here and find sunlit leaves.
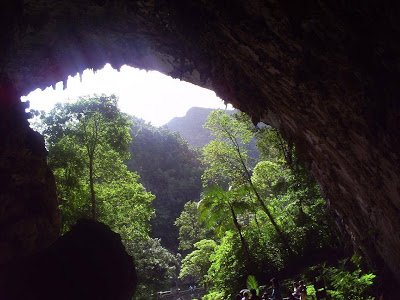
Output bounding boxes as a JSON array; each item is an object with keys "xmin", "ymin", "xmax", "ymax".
[
  {"xmin": 175, "ymin": 201, "xmax": 207, "ymax": 252},
  {"xmin": 179, "ymin": 239, "xmax": 217, "ymax": 284},
  {"xmin": 125, "ymin": 237, "xmax": 179, "ymax": 296},
  {"xmin": 186, "ymin": 109, "xmax": 339, "ymax": 298},
  {"xmin": 204, "ymin": 110, "xmax": 254, "ymax": 144},
  {"xmin": 324, "ymin": 257, "xmax": 376, "ymax": 300},
  {"xmin": 198, "ymin": 186, "xmax": 252, "ymax": 238},
  {"xmin": 41, "ymin": 95, "xmax": 155, "ymax": 240},
  {"xmin": 202, "ymin": 110, "xmax": 254, "ymax": 188}
]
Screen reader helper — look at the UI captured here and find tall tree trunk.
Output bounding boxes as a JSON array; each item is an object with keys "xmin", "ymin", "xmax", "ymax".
[
  {"xmin": 253, "ymin": 210, "xmax": 263, "ymax": 238},
  {"xmin": 89, "ymin": 154, "xmax": 96, "ymax": 220},
  {"xmin": 249, "ymin": 179, "xmax": 293, "ymax": 254},
  {"xmin": 229, "ymin": 203, "xmax": 251, "ymax": 264},
  {"xmin": 229, "ymin": 134, "xmax": 294, "ymax": 255}
]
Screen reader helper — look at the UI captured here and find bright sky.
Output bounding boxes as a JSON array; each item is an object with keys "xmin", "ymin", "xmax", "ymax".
[{"xmin": 21, "ymin": 64, "xmax": 231, "ymax": 126}]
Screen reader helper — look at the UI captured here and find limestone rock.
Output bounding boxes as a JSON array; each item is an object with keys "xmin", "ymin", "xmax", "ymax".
[{"xmin": 0, "ymin": 0, "xmax": 399, "ymax": 294}]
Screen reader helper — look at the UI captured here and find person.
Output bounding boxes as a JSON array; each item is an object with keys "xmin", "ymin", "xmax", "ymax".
[
  {"xmin": 261, "ymin": 292, "xmax": 269, "ymax": 300},
  {"xmin": 291, "ymin": 281, "xmax": 300, "ymax": 300},
  {"xmin": 269, "ymin": 278, "xmax": 282, "ymax": 300},
  {"xmin": 298, "ymin": 280, "xmax": 307, "ymax": 300},
  {"xmin": 250, "ymin": 288, "xmax": 260, "ymax": 300},
  {"xmin": 242, "ymin": 290, "xmax": 251, "ymax": 300}
]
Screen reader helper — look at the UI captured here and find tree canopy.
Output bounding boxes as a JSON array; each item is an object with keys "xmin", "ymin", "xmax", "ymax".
[
  {"xmin": 35, "ymin": 101, "xmax": 374, "ymax": 299},
  {"xmin": 128, "ymin": 117, "xmax": 203, "ymax": 251},
  {"xmin": 175, "ymin": 109, "xmax": 346, "ymax": 299},
  {"xmin": 36, "ymin": 95, "xmax": 178, "ymax": 298}
]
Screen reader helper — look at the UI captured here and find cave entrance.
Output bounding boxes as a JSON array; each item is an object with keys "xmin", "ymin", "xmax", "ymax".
[
  {"xmin": 21, "ymin": 63, "xmax": 233, "ymax": 296},
  {"xmin": 2, "ymin": 1, "xmax": 399, "ymax": 297},
  {"xmin": 22, "ymin": 62, "xmax": 231, "ymax": 244},
  {"xmin": 23, "ymin": 63, "xmax": 229, "ymax": 128},
  {"xmin": 20, "ymin": 62, "xmax": 353, "ymax": 299}
]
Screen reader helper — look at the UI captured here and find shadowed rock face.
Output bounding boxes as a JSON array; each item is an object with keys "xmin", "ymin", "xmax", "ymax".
[
  {"xmin": 0, "ymin": 0, "xmax": 399, "ymax": 294},
  {"xmin": 0, "ymin": 219, "xmax": 137, "ymax": 300},
  {"xmin": 0, "ymin": 83, "xmax": 60, "ymax": 264}
]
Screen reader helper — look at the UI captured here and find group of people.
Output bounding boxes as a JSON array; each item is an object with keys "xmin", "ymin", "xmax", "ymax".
[
  {"xmin": 290, "ymin": 280, "xmax": 307, "ymax": 300},
  {"xmin": 234, "ymin": 278, "xmax": 307, "ymax": 300},
  {"xmin": 234, "ymin": 288, "xmax": 260, "ymax": 300}
]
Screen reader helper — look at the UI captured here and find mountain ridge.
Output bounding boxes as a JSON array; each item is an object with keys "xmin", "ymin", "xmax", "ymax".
[{"xmin": 165, "ymin": 107, "xmax": 234, "ymax": 148}]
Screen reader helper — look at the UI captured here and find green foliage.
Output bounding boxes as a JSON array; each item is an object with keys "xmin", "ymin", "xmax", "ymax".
[
  {"xmin": 42, "ymin": 95, "xmax": 131, "ymax": 153},
  {"xmin": 176, "ymin": 109, "xmax": 342, "ymax": 297},
  {"xmin": 324, "ymin": 258, "xmax": 376, "ymax": 300},
  {"xmin": 39, "ymin": 95, "xmax": 177, "ymax": 298},
  {"xmin": 246, "ymin": 275, "xmax": 259, "ymax": 294},
  {"xmin": 174, "ymin": 201, "xmax": 207, "ymax": 252},
  {"xmin": 203, "ymin": 110, "xmax": 294, "ymax": 255},
  {"xmin": 179, "ymin": 239, "xmax": 217, "ymax": 284},
  {"xmin": 256, "ymin": 127, "xmax": 287, "ymax": 163},
  {"xmin": 306, "ymin": 284, "xmax": 317, "ymax": 298},
  {"xmin": 201, "ymin": 140, "xmax": 244, "ymax": 188},
  {"xmin": 41, "ymin": 94, "xmax": 155, "ymax": 236},
  {"xmin": 202, "ymin": 110, "xmax": 254, "ymax": 188},
  {"xmin": 251, "ymin": 160, "xmax": 289, "ymax": 196},
  {"xmin": 198, "ymin": 186, "xmax": 250, "ymax": 236},
  {"xmin": 97, "ymin": 166, "xmax": 154, "ymax": 240},
  {"xmin": 42, "ymin": 95, "xmax": 133, "ymax": 222},
  {"xmin": 205, "ymin": 110, "xmax": 254, "ymax": 144},
  {"xmin": 126, "ymin": 237, "xmax": 179, "ymax": 298},
  {"xmin": 202, "ymin": 291, "xmax": 225, "ymax": 300},
  {"xmin": 251, "ymin": 158, "xmax": 335, "ymax": 254},
  {"xmin": 207, "ymin": 231, "xmax": 246, "ymax": 298},
  {"xmin": 128, "ymin": 117, "xmax": 203, "ymax": 251}
]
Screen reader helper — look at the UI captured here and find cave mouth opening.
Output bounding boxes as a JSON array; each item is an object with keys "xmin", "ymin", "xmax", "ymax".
[
  {"xmin": 1, "ymin": 1, "xmax": 399, "ymax": 297},
  {"xmin": 22, "ymin": 63, "xmax": 230, "ymax": 128},
  {"xmin": 18, "ymin": 64, "xmax": 372, "ymax": 296},
  {"xmin": 18, "ymin": 61, "xmax": 380, "ymax": 298},
  {"xmin": 19, "ymin": 63, "xmax": 236, "ymax": 295},
  {"xmin": 22, "ymin": 62, "xmax": 230, "ymax": 231}
]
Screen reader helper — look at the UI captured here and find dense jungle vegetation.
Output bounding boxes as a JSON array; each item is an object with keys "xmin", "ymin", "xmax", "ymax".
[{"xmin": 32, "ymin": 95, "xmax": 377, "ymax": 299}]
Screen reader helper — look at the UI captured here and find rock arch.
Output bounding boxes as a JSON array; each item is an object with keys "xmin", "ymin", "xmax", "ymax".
[{"xmin": 1, "ymin": 0, "xmax": 399, "ymax": 290}]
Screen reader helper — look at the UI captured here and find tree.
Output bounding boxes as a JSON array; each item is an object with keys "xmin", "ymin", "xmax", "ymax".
[
  {"xmin": 205, "ymin": 231, "xmax": 247, "ymax": 298},
  {"xmin": 174, "ymin": 201, "xmax": 207, "ymax": 253},
  {"xmin": 128, "ymin": 117, "xmax": 203, "ymax": 251},
  {"xmin": 173, "ymin": 110, "xmax": 347, "ymax": 298},
  {"xmin": 198, "ymin": 186, "xmax": 252, "ymax": 264},
  {"xmin": 39, "ymin": 95, "xmax": 176, "ymax": 299},
  {"xmin": 203, "ymin": 110, "xmax": 293, "ymax": 254},
  {"xmin": 126, "ymin": 237, "xmax": 179, "ymax": 298},
  {"xmin": 42, "ymin": 95, "xmax": 132, "ymax": 221},
  {"xmin": 256, "ymin": 126, "xmax": 294, "ymax": 166},
  {"xmin": 174, "ymin": 111, "xmax": 343, "ymax": 298},
  {"xmin": 179, "ymin": 239, "xmax": 217, "ymax": 285},
  {"xmin": 96, "ymin": 160, "xmax": 155, "ymax": 240}
]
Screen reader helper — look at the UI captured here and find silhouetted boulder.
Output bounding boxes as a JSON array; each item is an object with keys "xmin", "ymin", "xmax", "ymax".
[{"xmin": 0, "ymin": 219, "xmax": 136, "ymax": 300}]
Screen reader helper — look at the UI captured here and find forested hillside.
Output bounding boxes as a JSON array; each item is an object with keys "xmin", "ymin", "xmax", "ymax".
[
  {"xmin": 33, "ymin": 96, "xmax": 378, "ymax": 299},
  {"xmin": 128, "ymin": 117, "xmax": 203, "ymax": 251},
  {"xmin": 166, "ymin": 107, "xmax": 259, "ymax": 159},
  {"xmin": 165, "ymin": 107, "xmax": 224, "ymax": 148}
]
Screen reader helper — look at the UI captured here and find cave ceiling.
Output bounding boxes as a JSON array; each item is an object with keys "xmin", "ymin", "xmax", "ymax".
[{"xmin": 1, "ymin": 0, "xmax": 400, "ymax": 288}]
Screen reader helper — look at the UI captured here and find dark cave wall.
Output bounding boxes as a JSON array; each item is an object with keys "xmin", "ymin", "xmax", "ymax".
[
  {"xmin": 0, "ymin": 82, "xmax": 60, "ymax": 263},
  {"xmin": 1, "ymin": 0, "xmax": 400, "ymax": 287}
]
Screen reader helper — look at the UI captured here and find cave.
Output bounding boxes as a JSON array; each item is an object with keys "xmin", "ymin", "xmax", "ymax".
[{"xmin": 1, "ymin": 0, "xmax": 399, "ymax": 298}]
